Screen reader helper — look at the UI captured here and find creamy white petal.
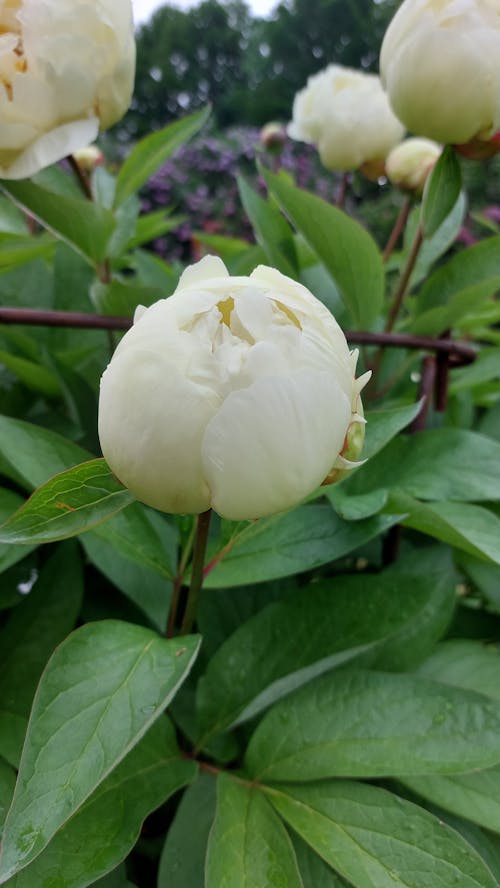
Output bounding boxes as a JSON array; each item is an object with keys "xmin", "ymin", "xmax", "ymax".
[
  {"xmin": 99, "ymin": 348, "xmax": 220, "ymax": 514},
  {"xmin": 0, "ymin": 117, "xmax": 98, "ymax": 179},
  {"xmin": 175, "ymin": 255, "xmax": 229, "ymax": 293},
  {"xmin": 201, "ymin": 370, "xmax": 351, "ymax": 521}
]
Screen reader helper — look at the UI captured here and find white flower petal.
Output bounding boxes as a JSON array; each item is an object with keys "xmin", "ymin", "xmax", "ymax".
[
  {"xmin": 0, "ymin": 117, "xmax": 98, "ymax": 179},
  {"xmin": 201, "ymin": 370, "xmax": 351, "ymax": 521},
  {"xmin": 175, "ymin": 255, "xmax": 229, "ymax": 293},
  {"xmin": 99, "ymin": 348, "xmax": 220, "ymax": 514}
]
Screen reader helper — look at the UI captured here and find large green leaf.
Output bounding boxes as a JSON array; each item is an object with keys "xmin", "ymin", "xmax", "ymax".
[
  {"xmin": 203, "ymin": 504, "xmax": 397, "ymax": 588},
  {"xmin": 391, "ymin": 494, "xmax": 500, "ymax": 566},
  {"xmin": 263, "ymin": 168, "xmax": 384, "ymax": 326},
  {"xmin": 417, "ymin": 234, "xmax": 500, "ymax": 315},
  {"xmin": 158, "ymin": 774, "xmax": 216, "ymax": 888},
  {"xmin": 196, "ymin": 550, "xmax": 455, "ymax": 744},
  {"xmin": 246, "ymin": 669, "xmax": 500, "ymax": 781},
  {"xmin": 0, "ymin": 489, "xmax": 34, "ymax": 576},
  {"xmin": 0, "ymin": 758, "xmax": 15, "ymax": 834},
  {"xmin": 421, "ymin": 145, "xmax": 463, "ymax": 238},
  {"xmin": 238, "ymin": 176, "xmax": 298, "ymax": 276},
  {"xmin": 0, "ymin": 543, "xmax": 83, "ymax": 767},
  {"xmin": 205, "ymin": 773, "xmax": 303, "ymax": 888},
  {"xmin": 0, "ymin": 180, "xmax": 115, "ymax": 264},
  {"xmin": 88, "ymin": 503, "xmax": 175, "ymax": 580},
  {"xmin": 402, "ymin": 768, "xmax": 500, "ymax": 835},
  {"xmin": 0, "ymin": 622, "xmax": 200, "ymax": 881},
  {"xmin": 114, "ymin": 107, "xmax": 211, "ymax": 207},
  {"xmin": 7, "ymin": 718, "xmax": 196, "ymax": 888},
  {"xmin": 0, "ymin": 233, "xmax": 55, "ymax": 270},
  {"xmin": 331, "ymin": 429, "xmax": 500, "ymax": 523},
  {"xmin": 0, "ymin": 415, "xmax": 91, "ymax": 490},
  {"xmin": 0, "ymin": 460, "xmax": 135, "ymax": 544},
  {"xmin": 417, "ymin": 640, "xmax": 500, "ymax": 700},
  {"xmin": 292, "ymin": 835, "xmax": 349, "ymax": 887},
  {"xmin": 265, "ymin": 781, "xmax": 498, "ymax": 888},
  {"xmin": 410, "ymin": 277, "xmax": 500, "ymax": 336}
]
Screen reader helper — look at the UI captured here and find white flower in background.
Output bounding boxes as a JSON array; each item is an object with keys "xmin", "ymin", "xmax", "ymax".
[
  {"xmin": 380, "ymin": 0, "xmax": 500, "ymax": 146},
  {"xmin": 0, "ymin": 0, "xmax": 135, "ymax": 180},
  {"xmin": 386, "ymin": 138, "xmax": 442, "ymax": 194},
  {"xmin": 288, "ymin": 64, "xmax": 405, "ymax": 173},
  {"xmin": 98, "ymin": 256, "xmax": 370, "ymax": 522}
]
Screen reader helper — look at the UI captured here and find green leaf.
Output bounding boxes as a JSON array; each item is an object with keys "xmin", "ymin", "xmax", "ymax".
[
  {"xmin": 158, "ymin": 774, "xmax": 216, "ymax": 888},
  {"xmin": 127, "ymin": 210, "xmax": 185, "ymax": 251},
  {"xmin": 205, "ymin": 773, "xmax": 303, "ymax": 888},
  {"xmin": 360, "ymin": 400, "xmax": 425, "ymax": 460},
  {"xmin": 0, "ymin": 180, "xmax": 115, "ymax": 264},
  {"xmin": 331, "ymin": 429, "xmax": 500, "ymax": 523},
  {"xmin": 114, "ymin": 107, "xmax": 211, "ymax": 208},
  {"xmin": 203, "ymin": 504, "xmax": 397, "ymax": 588},
  {"xmin": 0, "ymin": 714, "xmax": 26, "ymax": 773},
  {"xmin": 81, "ymin": 531, "xmax": 171, "ymax": 631},
  {"xmin": 0, "ymin": 489, "xmax": 34, "ymax": 576},
  {"xmin": 246, "ymin": 669, "xmax": 500, "ymax": 781},
  {"xmin": 0, "ymin": 622, "xmax": 200, "ymax": 881},
  {"xmin": 7, "ymin": 717, "xmax": 196, "ymax": 888},
  {"xmin": 0, "ymin": 459, "xmax": 135, "ymax": 544},
  {"xmin": 417, "ymin": 640, "xmax": 500, "ymax": 700},
  {"xmin": 410, "ymin": 191, "xmax": 466, "ymax": 287},
  {"xmin": 196, "ymin": 550, "xmax": 455, "ymax": 743},
  {"xmin": 410, "ymin": 277, "xmax": 500, "ymax": 336},
  {"xmin": 87, "ymin": 503, "xmax": 176, "ymax": 580},
  {"xmin": 91, "ymin": 279, "xmax": 162, "ymax": 317},
  {"xmin": 417, "ymin": 235, "xmax": 500, "ymax": 315},
  {"xmin": 292, "ymin": 835, "xmax": 349, "ymax": 887},
  {"xmin": 238, "ymin": 176, "xmax": 298, "ymax": 276},
  {"xmin": 421, "ymin": 145, "xmax": 463, "ymax": 238},
  {"xmin": 402, "ymin": 768, "xmax": 500, "ymax": 835},
  {"xmin": 0, "ymin": 415, "xmax": 91, "ymax": 490},
  {"xmin": 263, "ymin": 168, "xmax": 384, "ymax": 326},
  {"xmin": 458, "ymin": 554, "xmax": 500, "ymax": 613},
  {"xmin": 0, "ymin": 350, "xmax": 60, "ymax": 397},
  {"xmin": 0, "ymin": 233, "xmax": 55, "ymax": 270},
  {"xmin": 0, "ymin": 758, "xmax": 15, "ymax": 834},
  {"xmin": 265, "ymin": 781, "xmax": 498, "ymax": 888},
  {"xmin": 0, "ymin": 543, "xmax": 83, "ymax": 717},
  {"xmin": 391, "ymin": 494, "xmax": 500, "ymax": 566}
]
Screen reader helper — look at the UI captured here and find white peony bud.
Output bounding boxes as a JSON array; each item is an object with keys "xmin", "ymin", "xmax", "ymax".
[
  {"xmin": 72, "ymin": 144, "xmax": 105, "ymax": 172},
  {"xmin": 288, "ymin": 64, "xmax": 405, "ymax": 172},
  {"xmin": 98, "ymin": 256, "xmax": 370, "ymax": 521},
  {"xmin": 380, "ymin": 0, "xmax": 500, "ymax": 146},
  {"xmin": 386, "ymin": 137, "xmax": 442, "ymax": 194},
  {"xmin": 0, "ymin": 0, "xmax": 135, "ymax": 180}
]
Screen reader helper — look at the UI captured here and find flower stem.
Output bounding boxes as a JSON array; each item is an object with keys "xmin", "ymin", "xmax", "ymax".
[
  {"xmin": 382, "ymin": 196, "xmax": 412, "ymax": 262},
  {"xmin": 67, "ymin": 154, "xmax": 93, "ymax": 201},
  {"xmin": 385, "ymin": 223, "xmax": 424, "ymax": 332},
  {"xmin": 180, "ymin": 509, "xmax": 212, "ymax": 635},
  {"xmin": 335, "ymin": 172, "xmax": 350, "ymax": 209},
  {"xmin": 166, "ymin": 519, "xmax": 197, "ymax": 638}
]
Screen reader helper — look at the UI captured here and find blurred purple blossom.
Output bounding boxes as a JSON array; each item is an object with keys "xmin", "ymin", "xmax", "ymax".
[{"xmin": 141, "ymin": 126, "xmax": 338, "ymax": 261}]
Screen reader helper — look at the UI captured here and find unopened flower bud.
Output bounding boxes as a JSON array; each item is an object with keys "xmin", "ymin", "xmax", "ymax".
[
  {"xmin": 98, "ymin": 257, "xmax": 370, "ymax": 521},
  {"xmin": 380, "ymin": 0, "xmax": 500, "ymax": 147},
  {"xmin": 288, "ymin": 64, "xmax": 405, "ymax": 172},
  {"xmin": 72, "ymin": 144, "xmax": 105, "ymax": 172},
  {"xmin": 260, "ymin": 122, "xmax": 287, "ymax": 153},
  {"xmin": 0, "ymin": 0, "xmax": 135, "ymax": 180},
  {"xmin": 386, "ymin": 138, "xmax": 441, "ymax": 194}
]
